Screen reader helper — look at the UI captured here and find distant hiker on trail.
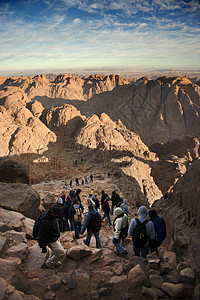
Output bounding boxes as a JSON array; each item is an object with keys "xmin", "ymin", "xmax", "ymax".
[
  {"xmin": 75, "ymin": 178, "xmax": 79, "ymax": 186},
  {"xmin": 84, "ymin": 176, "xmax": 88, "ymax": 184},
  {"xmin": 92, "ymin": 193, "xmax": 100, "ymax": 211},
  {"xmin": 57, "ymin": 196, "xmax": 65, "ymax": 232},
  {"xmin": 101, "ymin": 197, "xmax": 112, "ymax": 228},
  {"xmin": 65, "ymin": 178, "xmax": 68, "ymax": 189},
  {"xmin": 110, "ymin": 190, "xmax": 121, "ymax": 215},
  {"xmin": 108, "ymin": 171, "xmax": 110, "ymax": 178},
  {"xmin": 38, "ymin": 204, "xmax": 66, "ymax": 269},
  {"xmin": 75, "ymin": 188, "xmax": 84, "ymax": 212},
  {"xmin": 90, "ymin": 174, "xmax": 93, "ymax": 183},
  {"xmin": 87, "ymin": 192, "xmax": 93, "ymax": 205},
  {"xmin": 80, "ymin": 202, "xmax": 102, "ymax": 249},
  {"xmin": 101, "ymin": 190, "xmax": 108, "ymax": 210},
  {"xmin": 81, "ymin": 177, "xmax": 84, "ymax": 185},
  {"xmin": 68, "ymin": 198, "xmax": 83, "ymax": 239},
  {"xmin": 69, "ymin": 180, "xmax": 72, "ymax": 188},
  {"xmin": 120, "ymin": 199, "xmax": 131, "ymax": 215},
  {"xmin": 63, "ymin": 193, "xmax": 72, "ymax": 231},
  {"xmin": 112, "ymin": 207, "xmax": 128, "ymax": 256},
  {"xmin": 128, "ymin": 206, "xmax": 155, "ymax": 258},
  {"xmin": 149, "ymin": 209, "xmax": 166, "ymax": 254}
]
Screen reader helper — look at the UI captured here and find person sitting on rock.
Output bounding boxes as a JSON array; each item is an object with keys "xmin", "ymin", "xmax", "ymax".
[
  {"xmin": 112, "ymin": 207, "xmax": 128, "ymax": 256},
  {"xmin": 80, "ymin": 201, "xmax": 102, "ymax": 249},
  {"xmin": 38, "ymin": 204, "xmax": 66, "ymax": 269},
  {"xmin": 128, "ymin": 206, "xmax": 155, "ymax": 258}
]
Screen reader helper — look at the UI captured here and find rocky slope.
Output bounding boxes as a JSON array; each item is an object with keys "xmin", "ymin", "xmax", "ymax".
[{"xmin": 0, "ymin": 167, "xmax": 200, "ymax": 300}]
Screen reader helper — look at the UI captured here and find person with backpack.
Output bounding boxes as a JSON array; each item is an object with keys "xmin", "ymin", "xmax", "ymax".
[
  {"xmin": 68, "ymin": 198, "xmax": 83, "ymax": 239},
  {"xmin": 62, "ymin": 193, "xmax": 72, "ymax": 231},
  {"xmin": 149, "ymin": 209, "xmax": 166, "ymax": 254},
  {"xmin": 101, "ymin": 197, "xmax": 112, "ymax": 228},
  {"xmin": 38, "ymin": 204, "xmax": 66, "ymax": 269},
  {"xmin": 57, "ymin": 197, "xmax": 65, "ymax": 232},
  {"xmin": 92, "ymin": 194, "xmax": 100, "ymax": 212},
  {"xmin": 101, "ymin": 190, "xmax": 108, "ymax": 210},
  {"xmin": 75, "ymin": 189, "xmax": 84, "ymax": 213},
  {"xmin": 110, "ymin": 190, "xmax": 120, "ymax": 215},
  {"xmin": 120, "ymin": 199, "xmax": 131, "ymax": 215},
  {"xmin": 128, "ymin": 206, "xmax": 155, "ymax": 258},
  {"xmin": 112, "ymin": 207, "xmax": 128, "ymax": 256},
  {"xmin": 80, "ymin": 202, "xmax": 102, "ymax": 249}
]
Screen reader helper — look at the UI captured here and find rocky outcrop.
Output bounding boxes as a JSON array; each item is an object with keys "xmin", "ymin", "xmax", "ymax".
[
  {"xmin": 0, "ymin": 159, "xmax": 29, "ymax": 184},
  {"xmin": 0, "ymin": 183, "xmax": 40, "ymax": 219},
  {"xmin": 79, "ymin": 76, "xmax": 200, "ymax": 146},
  {"xmin": 152, "ymin": 158, "xmax": 200, "ymax": 270},
  {"xmin": 0, "ymin": 86, "xmax": 56, "ymax": 157}
]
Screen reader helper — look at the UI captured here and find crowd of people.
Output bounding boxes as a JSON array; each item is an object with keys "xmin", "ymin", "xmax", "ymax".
[{"xmin": 36, "ymin": 178, "xmax": 166, "ymax": 270}]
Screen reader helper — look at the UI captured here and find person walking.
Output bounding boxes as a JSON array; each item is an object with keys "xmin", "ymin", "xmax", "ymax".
[
  {"xmin": 128, "ymin": 206, "xmax": 155, "ymax": 258},
  {"xmin": 110, "ymin": 190, "xmax": 120, "ymax": 215},
  {"xmin": 92, "ymin": 194, "xmax": 100, "ymax": 212},
  {"xmin": 68, "ymin": 199, "xmax": 83, "ymax": 239},
  {"xmin": 101, "ymin": 190, "xmax": 108, "ymax": 210},
  {"xmin": 149, "ymin": 209, "xmax": 166, "ymax": 254},
  {"xmin": 112, "ymin": 207, "xmax": 128, "ymax": 256},
  {"xmin": 101, "ymin": 197, "xmax": 112, "ymax": 228},
  {"xmin": 80, "ymin": 202, "xmax": 102, "ymax": 249},
  {"xmin": 120, "ymin": 199, "xmax": 131, "ymax": 215},
  {"xmin": 38, "ymin": 204, "xmax": 66, "ymax": 269}
]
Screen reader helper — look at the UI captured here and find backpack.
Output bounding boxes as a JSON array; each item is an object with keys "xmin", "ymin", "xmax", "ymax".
[
  {"xmin": 119, "ymin": 225, "xmax": 128, "ymax": 241},
  {"xmin": 132, "ymin": 219, "xmax": 149, "ymax": 249},
  {"xmin": 89, "ymin": 212, "xmax": 102, "ymax": 232},
  {"xmin": 32, "ymin": 215, "xmax": 43, "ymax": 239},
  {"xmin": 74, "ymin": 207, "xmax": 83, "ymax": 223}
]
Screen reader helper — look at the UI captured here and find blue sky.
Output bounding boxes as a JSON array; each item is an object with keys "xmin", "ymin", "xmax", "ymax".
[{"xmin": 0, "ymin": 0, "xmax": 200, "ymax": 75}]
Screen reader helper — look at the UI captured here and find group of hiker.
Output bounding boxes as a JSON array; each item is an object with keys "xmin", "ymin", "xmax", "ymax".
[
  {"xmin": 65, "ymin": 174, "xmax": 94, "ymax": 188},
  {"xmin": 35, "ymin": 187, "xmax": 166, "ymax": 270}
]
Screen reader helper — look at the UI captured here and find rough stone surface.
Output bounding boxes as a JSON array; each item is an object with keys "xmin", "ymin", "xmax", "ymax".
[
  {"xmin": 161, "ymin": 282, "xmax": 188, "ymax": 298},
  {"xmin": 128, "ymin": 264, "xmax": 148, "ymax": 288}
]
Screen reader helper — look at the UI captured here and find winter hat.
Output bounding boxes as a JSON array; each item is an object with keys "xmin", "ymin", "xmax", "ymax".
[
  {"xmin": 58, "ymin": 198, "xmax": 63, "ymax": 204},
  {"xmin": 138, "ymin": 206, "xmax": 148, "ymax": 217},
  {"xmin": 149, "ymin": 209, "xmax": 157, "ymax": 218},
  {"xmin": 93, "ymin": 194, "xmax": 97, "ymax": 199},
  {"xmin": 124, "ymin": 199, "xmax": 128, "ymax": 204},
  {"xmin": 50, "ymin": 204, "xmax": 62, "ymax": 214},
  {"xmin": 114, "ymin": 207, "xmax": 123, "ymax": 216}
]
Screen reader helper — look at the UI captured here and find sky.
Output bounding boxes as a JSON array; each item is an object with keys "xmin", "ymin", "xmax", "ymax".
[{"xmin": 0, "ymin": 0, "xmax": 200, "ymax": 76}]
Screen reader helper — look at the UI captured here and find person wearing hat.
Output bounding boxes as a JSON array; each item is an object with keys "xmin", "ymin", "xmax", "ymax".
[
  {"xmin": 112, "ymin": 207, "xmax": 128, "ymax": 256},
  {"xmin": 38, "ymin": 204, "xmax": 66, "ymax": 269},
  {"xmin": 80, "ymin": 201, "xmax": 102, "ymax": 249},
  {"xmin": 149, "ymin": 209, "xmax": 166, "ymax": 254},
  {"xmin": 128, "ymin": 206, "xmax": 155, "ymax": 258}
]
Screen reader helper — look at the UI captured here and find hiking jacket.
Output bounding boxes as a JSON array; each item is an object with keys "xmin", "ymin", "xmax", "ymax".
[
  {"xmin": 102, "ymin": 199, "xmax": 110, "ymax": 214},
  {"xmin": 149, "ymin": 215, "xmax": 166, "ymax": 242},
  {"xmin": 113, "ymin": 212, "xmax": 128, "ymax": 240},
  {"xmin": 63, "ymin": 201, "xmax": 71, "ymax": 218},
  {"xmin": 128, "ymin": 207, "xmax": 155, "ymax": 247},
  {"xmin": 80, "ymin": 208, "xmax": 99, "ymax": 234},
  {"xmin": 38, "ymin": 210, "xmax": 60, "ymax": 248},
  {"xmin": 120, "ymin": 200, "xmax": 130, "ymax": 215}
]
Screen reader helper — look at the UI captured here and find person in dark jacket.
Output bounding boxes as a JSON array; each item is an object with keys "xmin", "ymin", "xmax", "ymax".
[
  {"xmin": 101, "ymin": 197, "xmax": 112, "ymax": 228},
  {"xmin": 101, "ymin": 190, "xmax": 108, "ymax": 210},
  {"xmin": 80, "ymin": 202, "xmax": 102, "ymax": 249},
  {"xmin": 149, "ymin": 209, "xmax": 166, "ymax": 254},
  {"xmin": 38, "ymin": 204, "xmax": 66, "ymax": 269},
  {"xmin": 92, "ymin": 194, "xmax": 100, "ymax": 211}
]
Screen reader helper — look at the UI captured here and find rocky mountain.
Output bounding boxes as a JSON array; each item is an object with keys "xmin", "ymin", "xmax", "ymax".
[{"xmin": 78, "ymin": 76, "xmax": 200, "ymax": 146}]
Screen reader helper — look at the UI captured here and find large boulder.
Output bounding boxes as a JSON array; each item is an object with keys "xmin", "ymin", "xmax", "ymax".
[
  {"xmin": 0, "ymin": 159, "xmax": 29, "ymax": 184},
  {"xmin": 0, "ymin": 207, "xmax": 34, "ymax": 238},
  {"xmin": 0, "ymin": 258, "xmax": 30, "ymax": 293},
  {"xmin": 0, "ymin": 183, "xmax": 40, "ymax": 219}
]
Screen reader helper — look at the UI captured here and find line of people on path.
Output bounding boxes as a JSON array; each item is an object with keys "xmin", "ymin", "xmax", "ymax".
[{"xmin": 36, "ymin": 188, "xmax": 166, "ymax": 269}]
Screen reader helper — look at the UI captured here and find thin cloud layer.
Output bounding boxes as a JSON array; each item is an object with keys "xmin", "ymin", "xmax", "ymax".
[{"xmin": 0, "ymin": 0, "xmax": 199, "ymax": 74}]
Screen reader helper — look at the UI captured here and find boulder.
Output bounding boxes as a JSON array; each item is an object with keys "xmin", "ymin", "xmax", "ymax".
[
  {"xmin": 128, "ymin": 264, "xmax": 148, "ymax": 288},
  {"xmin": 5, "ymin": 242, "xmax": 29, "ymax": 261},
  {"xmin": 0, "ymin": 159, "xmax": 29, "ymax": 184},
  {"xmin": 161, "ymin": 282, "xmax": 188, "ymax": 298},
  {"xmin": 0, "ymin": 207, "xmax": 34, "ymax": 238},
  {"xmin": 0, "ymin": 258, "xmax": 30, "ymax": 293},
  {"xmin": 0, "ymin": 183, "xmax": 40, "ymax": 219},
  {"xmin": 67, "ymin": 246, "xmax": 92, "ymax": 260}
]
